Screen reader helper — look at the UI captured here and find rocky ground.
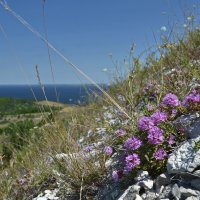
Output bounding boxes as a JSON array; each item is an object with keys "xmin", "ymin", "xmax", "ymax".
[{"xmin": 32, "ymin": 109, "xmax": 200, "ymax": 200}]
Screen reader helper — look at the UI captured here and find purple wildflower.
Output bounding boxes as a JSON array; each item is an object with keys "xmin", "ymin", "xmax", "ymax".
[
  {"xmin": 112, "ymin": 170, "xmax": 123, "ymax": 182},
  {"xmin": 112, "ymin": 171, "xmax": 118, "ymax": 181},
  {"xmin": 147, "ymin": 82, "xmax": 154, "ymax": 87},
  {"xmin": 104, "ymin": 146, "xmax": 113, "ymax": 155},
  {"xmin": 151, "ymin": 111, "xmax": 168, "ymax": 125},
  {"xmin": 178, "ymin": 128, "xmax": 185, "ymax": 135},
  {"xmin": 168, "ymin": 134, "xmax": 175, "ymax": 145},
  {"xmin": 153, "ymin": 148, "xmax": 167, "ymax": 160},
  {"xmin": 171, "ymin": 109, "xmax": 178, "ymax": 117},
  {"xmin": 183, "ymin": 90, "xmax": 200, "ymax": 106},
  {"xmin": 146, "ymin": 103, "xmax": 154, "ymax": 111},
  {"xmin": 143, "ymin": 86, "xmax": 150, "ymax": 93},
  {"xmin": 162, "ymin": 93, "xmax": 180, "ymax": 107},
  {"xmin": 148, "ymin": 126, "xmax": 164, "ymax": 144},
  {"xmin": 138, "ymin": 116, "xmax": 155, "ymax": 131},
  {"xmin": 143, "ymin": 82, "xmax": 154, "ymax": 93},
  {"xmin": 124, "ymin": 136, "xmax": 142, "ymax": 150},
  {"xmin": 84, "ymin": 145, "xmax": 93, "ymax": 152},
  {"xmin": 115, "ymin": 128, "xmax": 126, "ymax": 137},
  {"xmin": 124, "ymin": 153, "xmax": 141, "ymax": 173}
]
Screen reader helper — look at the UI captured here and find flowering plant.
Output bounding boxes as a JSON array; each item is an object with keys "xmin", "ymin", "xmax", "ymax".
[{"xmin": 110, "ymin": 90, "xmax": 200, "ymax": 181}]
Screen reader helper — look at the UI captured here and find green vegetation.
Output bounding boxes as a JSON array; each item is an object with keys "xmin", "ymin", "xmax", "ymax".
[
  {"xmin": 0, "ymin": 97, "xmax": 58, "ymax": 115},
  {"xmin": 0, "ymin": 98, "xmax": 61, "ymax": 170},
  {"xmin": 194, "ymin": 139, "xmax": 200, "ymax": 151},
  {"xmin": 0, "ymin": 120, "xmax": 36, "ymax": 164}
]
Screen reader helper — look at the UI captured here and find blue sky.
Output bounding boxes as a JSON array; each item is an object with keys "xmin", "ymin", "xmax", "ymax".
[{"xmin": 0, "ymin": 0, "xmax": 198, "ymax": 84}]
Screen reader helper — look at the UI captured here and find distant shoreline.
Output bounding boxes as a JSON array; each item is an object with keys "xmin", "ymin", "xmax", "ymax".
[
  {"xmin": 0, "ymin": 84, "xmax": 107, "ymax": 104},
  {"xmin": 0, "ymin": 83, "xmax": 107, "ymax": 86}
]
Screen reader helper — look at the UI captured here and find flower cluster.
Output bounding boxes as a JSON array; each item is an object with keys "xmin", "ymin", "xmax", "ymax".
[
  {"xmin": 168, "ymin": 134, "xmax": 175, "ymax": 145},
  {"xmin": 124, "ymin": 153, "xmax": 141, "ymax": 173},
  {"xmin": 115, "ymin": 128, "xmax": 126, "ymax": 137},
  {"xmin": 171, "ymin": 109, "xmax": 178, "ymax": 118},
  {"xmin": 143, "ymin": 82, "xmax": 154, "ymax": 93},
  {"xmin": 151, "ymin": 111, "xmax": 168, "ymax": 125},
  {"xmin": 139, "ymin": 111, "xmax": 168, "ymax": 131},
  {"xmin": 111, "ymin": 90, "xmax": 200, "ymax": 181},
  {"xmin": 162, "ymin": 93, "xmax": 180, "ymax": 107},
  {"xmin": 138, "ymin": 116, "xmax": 154, "ymax": 131},
  {"xmin": 183, "ymin": 90, "xmax": 200, "ymax": 106},
  {"xmin": 104, "ymin": 146, "xmax": 113, "ymax": 155},
  {"xmin": 112, "ymin": 170, "xmax": 123, "ymax": 182},
  {"xmin": 138, "ymin": 111, "xmax": 167, "ymax": 145},
  {"xmin": 143, "ymin": 81, "xmax": 160, "ymax": 96},
  {"xmin": 137, "ymin": 93, "xmax": 181, "ymax": 146},
  {"xmin": 124, "ymin": 136, "xmax": 142, "ymax": 150},
  {"xmin": 153, "ymin": 148, "xmax": 167, "ymax": 160},
  {"xmin": 148, "ymin": 126, "xmax": 164, "ymax": 144},
  {"xmin": 84, "ymin": 145, "xmax": 94, "ymax": 152},
  {"xmin": 146, "ymin": 103, "xmax": 154, "ymax": 111}
]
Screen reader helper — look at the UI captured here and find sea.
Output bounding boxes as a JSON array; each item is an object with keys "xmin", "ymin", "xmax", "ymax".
[{"xmin": 0, "ymin": 84, "xmax": 105, "ymax": 104}]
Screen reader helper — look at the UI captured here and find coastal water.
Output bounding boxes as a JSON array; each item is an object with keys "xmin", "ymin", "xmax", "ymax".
[{"xmin": 0, "ymin": 84, "xmax": 103, "ymax": 104}]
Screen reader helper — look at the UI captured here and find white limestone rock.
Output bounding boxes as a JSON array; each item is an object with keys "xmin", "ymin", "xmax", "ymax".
[{"xmin": 167, "ymin": 137, "xmax": 200, "ymax": 174}]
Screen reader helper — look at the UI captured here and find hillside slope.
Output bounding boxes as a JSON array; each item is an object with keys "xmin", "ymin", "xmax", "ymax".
[{"xmin": 0, "ymin": 29, "xmax": 200, "ymax": 200}]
